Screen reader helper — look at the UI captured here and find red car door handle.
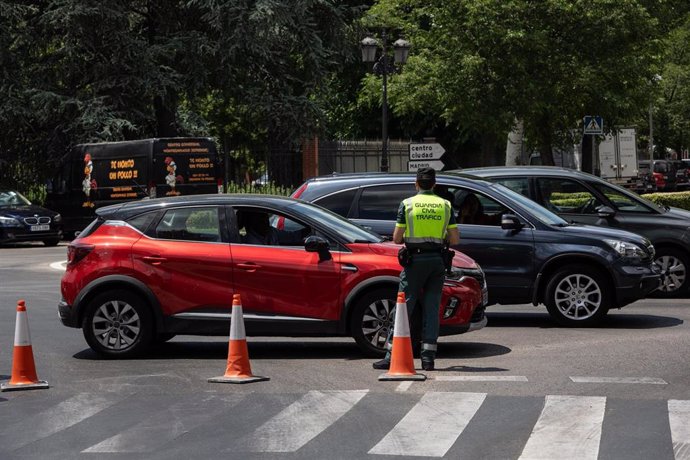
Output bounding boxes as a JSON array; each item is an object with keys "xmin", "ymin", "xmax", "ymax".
[
  {"xmin": 237, "ymin": 262, "xmax": 260, "ymax": 272},
  {"xmin": 142, "ymin": 255, "xmax": 167, "ymax": 265}
]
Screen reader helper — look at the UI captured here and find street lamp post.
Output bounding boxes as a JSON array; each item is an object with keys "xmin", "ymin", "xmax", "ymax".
[
  {"xmin": 648, "ymin": 74, "xmax": 662, "ymax": 161},
  {"xmin": 361, "ymin": 32, "xmax": 410, "ymax": 172}
]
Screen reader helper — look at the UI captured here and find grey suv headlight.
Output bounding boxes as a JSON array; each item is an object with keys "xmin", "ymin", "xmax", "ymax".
[
  {"xmin": 0, "ymin": 216, "xmax": 22, "ymax": 227},
  {"xmin": 604, "ymin": 239, "xmax": 646, "ymax": 259},
  {"xmin": 53, "ymin": 214, "xmax": 62, "ymax": 223}
]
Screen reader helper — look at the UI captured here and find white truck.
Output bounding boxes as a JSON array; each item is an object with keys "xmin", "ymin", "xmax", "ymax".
[{"xmin": 597, "ymin": 128, "xmax": 650, "ymax": 192}]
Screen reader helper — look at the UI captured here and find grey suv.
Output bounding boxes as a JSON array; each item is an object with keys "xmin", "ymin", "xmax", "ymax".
[
  {"xmin": 293, "ymin": 172, "xmax": 660, "ymax": 326},
  {"xmin": 462, "ymin": 166, "xmax": 690, "ymax": 297}
]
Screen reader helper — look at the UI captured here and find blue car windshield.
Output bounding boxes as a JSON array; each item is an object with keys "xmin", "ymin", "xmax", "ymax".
[
  {"xmin": 0, "ymin": 190, "xmax": 31, "ymax": 207},
  {"xmin": 491, "ymin": 183, "xmax": 569, "ymax": 226},
  {"xmin": 289, "ymin": 200, "xmax": 384, "ymax": 243}
]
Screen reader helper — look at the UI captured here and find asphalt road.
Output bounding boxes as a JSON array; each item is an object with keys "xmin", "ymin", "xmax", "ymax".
[{"xmin": 1, "ymin": 243, "xmax": 689, "ymax": 459}]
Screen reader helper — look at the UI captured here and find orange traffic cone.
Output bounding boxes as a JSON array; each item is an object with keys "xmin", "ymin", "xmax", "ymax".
[
  {"xmin": 1, "ymin": 300, "xmax": 49, "ymax": 391},
  {"xmin": 208, "ymin": 294, "xmax": 269, "ymax": 384},
  {"xmin": 379, "ymin": 292, "xmax": 426, "ymax": 381}
]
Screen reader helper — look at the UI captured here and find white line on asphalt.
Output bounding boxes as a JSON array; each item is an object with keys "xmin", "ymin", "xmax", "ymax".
[
  {"xmin": 0, "ymin": 393, "xmax": 122, "ymax": 451},
  {"xmin": 369, "ymin": 392, "xmax": 486, "ymax": 457},
  {"xmin": 49, "ymin": 260, "xmax": 67, "ymax": 271},
  {"xmin": 396, "ymin": 381, "xmax": 413, "ymax": 392},
  {"xmin": 435, "ymin": 375, "xmax": 529, "ymax": 382},
  {"xmin": 83, "ymin": 395, "xmax": 243, "ymax": 453},
  {"xmin": 570, "ymin": 376, "xmax": 667, "ymax": 384},
  {"xmin": 668, "ymin": 399, "xmax": 690, "ymax": 460},
  {"xmin": 244, "ymin": 390, "xmax": 368, "ymax": 453},
  {"xmin": 519, "ymin": 395, "xmax": 606, "ymax": 460}
]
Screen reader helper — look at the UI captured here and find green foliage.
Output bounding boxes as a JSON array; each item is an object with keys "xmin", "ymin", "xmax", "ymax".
[
  {"xmin": 225, "ymin": 182, "xmax": 292, "ymax": 197},
  {"xmin": 643, "ymin": 190, "xmax": 690, "ymax": 210},
  {"xmin": 365, "ymin": 0, "xmax": 670, "ymax": 164}
]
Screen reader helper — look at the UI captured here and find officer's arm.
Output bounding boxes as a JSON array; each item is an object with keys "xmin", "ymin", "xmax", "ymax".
[
  {"xmin": 447, "ymin": 227, "xmax": 460, "ymax": 246},
  {"xmin": 393, "ymin": 201, "xmax": 406, "ymax": 244},
  {"xmin": 393, "ymin": 226, "xmax": 405, "ymax": 244}
]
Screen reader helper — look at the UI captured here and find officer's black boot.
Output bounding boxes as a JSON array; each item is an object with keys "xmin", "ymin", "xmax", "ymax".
[
  {"xmin": 372, "ymin": 358, "xmax": 390, "ymax": 370},
  {"xmin": 421, "ymin": 358, "xmax": 434, "ymax": 371}
]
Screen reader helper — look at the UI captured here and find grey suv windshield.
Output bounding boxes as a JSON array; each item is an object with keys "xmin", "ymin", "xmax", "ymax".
[
  {"xmin": 490, "ymin": 183, "xmax": 568, "ymax": 226},
  {"xmin": 290, "ymin": 201, "xmax": 383, "ymax": 243}
]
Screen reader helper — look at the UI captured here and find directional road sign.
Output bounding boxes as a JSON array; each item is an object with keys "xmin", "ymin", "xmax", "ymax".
[
  {"xmin": 583, "ymin": 116, "xmax": 604, "ymax": 135},
  {"xmin": 408, "ymin": 160, "xmax": 444, "ymax": 171},
  {"xmin": 409, "ymin": 143, "xmax": 445, "ymax": 161}
]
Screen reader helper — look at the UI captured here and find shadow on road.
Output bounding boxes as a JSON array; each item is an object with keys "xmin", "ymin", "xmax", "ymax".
[
  {"xmin": 486, "ymin": 312, "xmax": 683, "ymax": 329},
  {"xmin": 72, "ymin": 340, "xmax": 512, "ymax": 361}
]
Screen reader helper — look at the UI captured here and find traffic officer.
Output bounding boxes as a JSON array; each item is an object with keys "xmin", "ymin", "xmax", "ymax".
[{"xmin": 373, "ymin": 167, "xmax": 460, "ymax": 371}]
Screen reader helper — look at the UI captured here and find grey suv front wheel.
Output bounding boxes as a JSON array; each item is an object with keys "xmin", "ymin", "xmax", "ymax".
[
  {"xmin": 545, "ymin": 265, "xmax": 610, "ymax": 327},
  {"xmin": 654, "ymin": 248, "xmax": 688, "ymax": 297}
]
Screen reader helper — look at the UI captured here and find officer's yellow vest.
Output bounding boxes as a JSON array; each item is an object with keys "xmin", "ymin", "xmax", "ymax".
[{"xmin": 401, "ymin": 193, "xmax": 453, "ymax": 245}]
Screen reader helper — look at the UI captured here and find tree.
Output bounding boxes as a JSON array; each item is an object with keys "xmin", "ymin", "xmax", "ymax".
[{"xmin": 363, "ymin": 0, "xmax": 666, "ymax": 166}]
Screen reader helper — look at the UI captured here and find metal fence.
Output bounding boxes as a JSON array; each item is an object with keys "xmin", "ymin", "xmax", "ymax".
[
  {"xmin": 225, "ymin": 139, "xmax": 411, "ymax": 192},
  {"xmin": 318, "ymin": 140, "xmax": 410, "ymax": 175}
]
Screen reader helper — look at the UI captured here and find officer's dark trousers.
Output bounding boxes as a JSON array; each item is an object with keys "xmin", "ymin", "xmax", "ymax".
[{"xmin": 385, "ymin": 252, "xmax": 445, "ymax": 361}]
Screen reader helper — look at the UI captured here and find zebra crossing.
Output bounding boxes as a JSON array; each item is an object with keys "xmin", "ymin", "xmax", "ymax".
[{"xmin": 1, "ymin": 390, "xmax": 688, "ymax": 459}]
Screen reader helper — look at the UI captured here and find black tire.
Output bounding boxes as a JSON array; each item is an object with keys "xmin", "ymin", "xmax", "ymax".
[
  {"xmin": 43, "ymin": 238, "xmax": 60, "ymax": 247},
  {"xmin": 350, "ymin": 287, "xmax": 398, "ymax": 357},
  {"xmin": 654, "ymin": 248, "xmax": 689, "ymax": 298},
  {"xmin": 544, "ymin": 264, "xmax": 610, "ymax": 327},
  {"xmin": 82, "ymin": 290, "xmax": 153, "ymax": 358}
]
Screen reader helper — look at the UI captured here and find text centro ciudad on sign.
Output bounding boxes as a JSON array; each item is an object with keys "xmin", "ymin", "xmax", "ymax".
[{"xmin": 408, "ymin": 142, "xmax": 445, "ymax": 171}]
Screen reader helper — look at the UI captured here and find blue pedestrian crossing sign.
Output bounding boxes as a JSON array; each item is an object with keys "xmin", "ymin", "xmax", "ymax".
[{"xmin": 583, "ymin": 116, "xmax": 604, "ymax": 134}]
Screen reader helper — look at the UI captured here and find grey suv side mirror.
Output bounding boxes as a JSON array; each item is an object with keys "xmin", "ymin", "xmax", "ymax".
[
  {"xmin": 501, "ymin": 214, "xmax": 523, "ymax": 232},
  {"xmin": 304, "ymin": 235, "xmax": 332, "ymax": 261},
  {"xmin": 596, "ymin": 206, "xmax": 615, "ymax": 218}
]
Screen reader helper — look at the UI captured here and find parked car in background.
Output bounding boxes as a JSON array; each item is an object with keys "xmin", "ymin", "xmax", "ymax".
[
  {"xmin": 59, "ymin": 194, "xmax": 486, "ymax": 357},
  {"xmin": 672, "ymin": 160, "xmax": 690, "ymax": 190},
  {"xmin": 0, "ymin": 190, "xmax": 63, "ymax": 246},
  {"xmin": 638, "ymin": 159, "xmax": 677, "ymax": 191},
  {"xmin": 462, "ymin": 166, "xmax": 690, "ymax": 297},
  {"xmin": 293, "ymin": 172, "xmax": 660, "ymax": 326}
]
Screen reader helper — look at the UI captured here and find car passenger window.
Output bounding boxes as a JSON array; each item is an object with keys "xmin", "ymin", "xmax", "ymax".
[
  {"xmin": 492, "ymin": 178, "xmax": 530, "ymax": 198},
  {"xmin": 591, "ymin": 183, "xmax": 652, "ymax": 213},
  {"xmin": 154, "ymin": 207, "xmax": 221, "ymax": 242},
  {"xmin": 314, "ymin": 189, "xmax": 357, "ymax": 217},
  {"xmin": 447, "ymin": 187, "xmax": 508, "ymax": 226},
  {"xmin": 536, "ymin": 178, "xmax": 602, "ymax": 214},
  {"xmin": 235, "ymin": 208, "xmax": 315, "ymax": 247},
  {"xmin": 127, "ymin": 211, "xmax": 159, "ymax": 233},
  {"xmin": 356, "ymin": 184, "xmax": 416, "ymax": 220}
]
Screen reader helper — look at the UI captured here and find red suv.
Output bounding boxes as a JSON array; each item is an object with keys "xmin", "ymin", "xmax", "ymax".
[{"xmin": 59, "ymin": 194, "xmax": 486, "ymax": 357}]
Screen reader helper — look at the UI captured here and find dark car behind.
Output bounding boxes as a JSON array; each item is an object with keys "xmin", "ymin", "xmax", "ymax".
[
  {"xmin": 293, "ymin": 172, "xmax": 660, "ymax": 327},
  {"xmin": 462, "ymin": 166, "xmax": 690, "ymax": 297},
  {"xmin": 672, "ymin": 160, "xmax": 690, "ymax": 190},
  {"xmin": 0, "ymin": 190, "xmax": 63, "ymax": 246}
]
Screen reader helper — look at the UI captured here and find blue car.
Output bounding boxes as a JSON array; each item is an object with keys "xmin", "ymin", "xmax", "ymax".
[{"xmin": 0, "ymin": 190, "xmax": 63, "ymax": 246}]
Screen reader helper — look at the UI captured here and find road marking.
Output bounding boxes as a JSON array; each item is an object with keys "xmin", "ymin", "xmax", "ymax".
[
  {"xmin": 396, "ymin": 381, "xmax": 413, "ymax": 392},
  {"xmin": 0, "ymin": 393, "xmax": 121, "ymax": 451},
  {"xmin": 435, "ymin": 375, "xmax": 529, "ymax": 382},
  {"xmin": 244, "ymin": 390, "xmax": 368, "ymax": 452},
  {"xmin": 570, "ymin": 376, "xmax": 667, "ymax": 384},
  {"xmin": 369, "ymin": 392, "xmax": 486, "ymax": 457},
  {"xmin": 83, "ymin": 395, "xmax": 242, "ymax": 453},
  {"xmin": 519, "ymin": 395, "xmax": 605, "ymax": 460},
  {"xmin": 49, "ymin": 260, "xmax": 67, "ymax": 271},
  {"xmin": 669, "ymin": 400, "xmax": 690, "ymax": 460}
]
